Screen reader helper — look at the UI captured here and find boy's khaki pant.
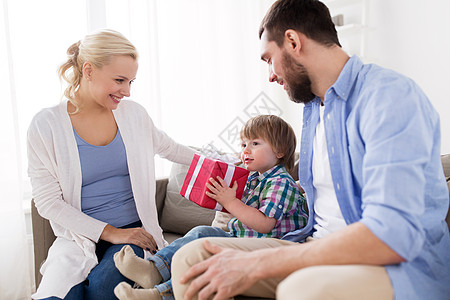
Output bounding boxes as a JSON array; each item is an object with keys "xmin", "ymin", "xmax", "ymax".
[{"xmin": 172, "ymin": 237, "xmax": 394, "ymax": 300}]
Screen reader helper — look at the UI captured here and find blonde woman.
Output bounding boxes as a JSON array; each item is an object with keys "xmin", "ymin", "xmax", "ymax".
[{"xmin": 28, "ymin": 29, "xmax": 194, "ymax": 299}]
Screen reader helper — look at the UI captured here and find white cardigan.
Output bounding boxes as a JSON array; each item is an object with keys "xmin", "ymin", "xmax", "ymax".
[{"xmin": 28, "ymin": 100, "xmax": 195, "ymax": 299}]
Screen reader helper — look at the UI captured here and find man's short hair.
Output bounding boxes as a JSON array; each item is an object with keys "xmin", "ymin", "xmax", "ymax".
[{"xmin": 259, "ymin": 0, "xmax": 341, "ymax": 48}]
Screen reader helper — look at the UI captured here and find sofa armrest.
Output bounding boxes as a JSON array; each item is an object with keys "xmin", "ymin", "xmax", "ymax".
[{"xmin": 31, "ymin": 200, "xmax": 55, "ymax": 288}]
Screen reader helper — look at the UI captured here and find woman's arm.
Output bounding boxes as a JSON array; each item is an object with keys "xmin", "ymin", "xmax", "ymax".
[
  {"xmin": 28, "ymin": 112, "xmax": 158, "ymax": 251},
  {"xmin": 150, "ymin": 117, "xmax": 196, "ymax": 165},
  {"xmin": 29, "ymin": 130, "xmax": 158, "ymax": 251},
  {"xmin": 28, "ymin": 115, "xmax": 107, "ymax": 242}
]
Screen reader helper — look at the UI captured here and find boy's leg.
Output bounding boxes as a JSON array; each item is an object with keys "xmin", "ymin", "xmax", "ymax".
[
  {"xmin": 115, "ymin": 226, "xmax": 231, "ymax": 295},
  {"xmin": 172, "ymin": 237, "xmax": 294, "ymax": 299},
  {"xmin": 155, "ymin": 279, "xmax": 174, "ymax": 300},
  {"xmin": 84, "ymin": 243, "xmax": 143, "ymax": 300},
  {"xmin": 150, "ymin": 226, "xmax": 231, "ymax": 282},
  {"xmin": 114, "ymin": 245, "xmax": 163, "ymax": 289},
  {"xmin": 277, "ymin": 265, "xmax": 393, "ymax": 300},
  {"xmin": 114, "ymin": 282, "xmax": 162, "ymax": 300},
  {"xmin": 114, "ymin": 280, "xmax": 174, "ymax": 300}
]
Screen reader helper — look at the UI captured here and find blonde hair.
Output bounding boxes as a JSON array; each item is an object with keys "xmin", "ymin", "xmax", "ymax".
[
  {"xmin": 241, "ymin": 115, "xmax": 297, "ymax": 174},
  {"xmin": 58, "ymin": 29, "xmax": 138, "ymax": 111}
]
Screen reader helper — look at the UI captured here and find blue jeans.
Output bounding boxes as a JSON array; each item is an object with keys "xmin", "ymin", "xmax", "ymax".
[
  {"xmin": 39, "ymin": 221, "xmax": 144, "ymax": 300},
  {"xmin": 150, "ymin": 226, "xmax": 233, "ymax": 300}
]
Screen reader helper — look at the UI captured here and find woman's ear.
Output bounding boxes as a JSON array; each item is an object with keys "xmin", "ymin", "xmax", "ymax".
[{"xmin": 82, "ymin": 61, "xmax": 93, "ymax": 80}]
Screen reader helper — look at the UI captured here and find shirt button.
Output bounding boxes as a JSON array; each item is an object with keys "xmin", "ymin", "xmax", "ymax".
[
  {"xmin": 278, "ymin": 204, "xmax": 283, "ymax": 209},
  {"xmin": 331, "ymin": 147, "xmax": 335, "ymax": 154},
  {"xmin": 327, "ymin": 114, "xmax": 331, "ymax": 120},
  {"xmin": 336, "ymin": 183, "xmax": 341, "ymax": 190}
]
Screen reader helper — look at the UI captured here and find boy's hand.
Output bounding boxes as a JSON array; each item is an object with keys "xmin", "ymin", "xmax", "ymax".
[{"xmin": 206, "ymin": 176, "xmax": 239, "ymax": 207}]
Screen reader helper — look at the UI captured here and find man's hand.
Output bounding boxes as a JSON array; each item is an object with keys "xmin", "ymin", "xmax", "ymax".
[{"xmin": 180, "ymin": 240, "xmax": 259, "ymax": 300}]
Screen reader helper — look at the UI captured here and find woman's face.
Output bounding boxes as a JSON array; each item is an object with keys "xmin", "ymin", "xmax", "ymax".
[{"xmin": 85, "ymin": 55, "xmax": 138, "ymax": 110}]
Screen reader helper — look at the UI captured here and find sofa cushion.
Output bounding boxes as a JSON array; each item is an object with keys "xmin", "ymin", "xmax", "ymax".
[
  {"xmin": 160, "ymin": 162, "xmax": 216, "ymax": 235},
  {"xmin": 211, "ymin": 211, "xmax": 233, "ymax": 232}
]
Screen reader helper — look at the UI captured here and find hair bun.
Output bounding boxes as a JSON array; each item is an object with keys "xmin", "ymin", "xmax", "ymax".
[{"xmin": 67, "ymin": 41, "xmax": 81, "ymax": 65}]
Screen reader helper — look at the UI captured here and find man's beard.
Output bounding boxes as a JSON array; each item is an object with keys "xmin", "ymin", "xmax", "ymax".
[{"xmin": 282, "ymin": 52, "xmax": 315, "ymax": 104}]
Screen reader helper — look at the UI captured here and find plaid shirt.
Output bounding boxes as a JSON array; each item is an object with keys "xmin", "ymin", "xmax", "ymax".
[{"xmin": 228, "ymin": 165, "xmax": 308, "ymax": 238}]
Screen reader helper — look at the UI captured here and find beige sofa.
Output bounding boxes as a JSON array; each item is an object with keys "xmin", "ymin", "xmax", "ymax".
[{"xmin": 32, "ymin": 155, "xmax": 450, "ymax": 290}]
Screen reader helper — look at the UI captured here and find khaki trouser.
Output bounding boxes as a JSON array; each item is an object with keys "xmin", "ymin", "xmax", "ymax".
[{"xmin": 171, "ymin": 237, "xmax": 394, "ymax": 300}]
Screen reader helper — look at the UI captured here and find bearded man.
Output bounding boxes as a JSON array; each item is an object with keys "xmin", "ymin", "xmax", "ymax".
[{"xmin": 171, "ymin": 1, "xmax": 450, "ymax": 299}]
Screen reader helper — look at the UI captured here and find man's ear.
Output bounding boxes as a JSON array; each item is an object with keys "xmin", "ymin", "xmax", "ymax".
[
  {"xmin": 82, "ymin": 61, "xmax": 93, "ymax": 80},
  {"xmin": 284, "ymin": 29, "xmax": 301, "ymax": 53}
]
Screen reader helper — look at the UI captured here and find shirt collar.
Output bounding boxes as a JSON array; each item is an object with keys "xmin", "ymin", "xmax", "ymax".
[
  {"xmin": 327, "ymin": 55, "xmax": 364, "ymax": 102},
  {"xmin": 248, "ymin": 164, "xmax": 285, "ymax": 182}
]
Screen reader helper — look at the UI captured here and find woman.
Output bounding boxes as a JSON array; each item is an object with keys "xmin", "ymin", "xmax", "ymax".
[{"xmin": 28, "ymin": 29, "xmax": 194, "ymax": 299}]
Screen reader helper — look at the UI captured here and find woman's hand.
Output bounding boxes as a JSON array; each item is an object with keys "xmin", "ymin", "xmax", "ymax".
[
  {"xmin": 100, "ymin": 224, "xmax": 158, "ymax": 253},
  {"xmin": 206, "ymin": 176, "xmax": 239, "ymax": 208}
]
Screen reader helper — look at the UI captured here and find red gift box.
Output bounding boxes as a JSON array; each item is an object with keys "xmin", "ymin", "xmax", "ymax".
[{"xmin": 180, "ymin": 154, "xmax": 250, "ymax": 212}]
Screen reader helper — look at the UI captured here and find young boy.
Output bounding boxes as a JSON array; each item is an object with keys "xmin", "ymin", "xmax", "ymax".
[{"xmin": 113, "ymin": 115, "xmax": 308, "ymax": 300}]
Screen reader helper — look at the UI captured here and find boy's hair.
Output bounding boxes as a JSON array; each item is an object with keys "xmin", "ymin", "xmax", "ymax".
[
  {"xmin": 259, "ymin": 0, "xmax": 341, "ymax": 48},
  {"xmin": 240, "ymin": 115, "xmax": 297, "ymax": 174}
]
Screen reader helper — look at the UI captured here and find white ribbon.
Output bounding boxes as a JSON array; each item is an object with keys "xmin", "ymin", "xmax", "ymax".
[
  {"xmin": 184, "ymin": 156, "xmax": 235, "ymax": 212},
  {"xmin": 214, "ymin": 164, "xmax": 235, "ymax": 211},
  {"xmin": 184, "ymin": 155, "xmax": 206, "ymax": 199},
  {"xmin": 223, "ymin": 164, "xmax": 235, "ymax": 186}
]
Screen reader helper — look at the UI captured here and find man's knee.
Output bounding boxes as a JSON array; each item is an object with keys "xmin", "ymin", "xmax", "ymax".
[
  {"xmin": 277, "ymin": 265, "xmax": 393, "ymax": 300},
  {"xmin": 277, "ymin": 268, "xmax": 311, "ymax": 300},
  {"xmin": 172, "ymin": 239, "xmax": 210, "ymax": 299},
  {"xmin": 172, "ymin": 238, "xmax": 209, "ymax": 271},
  {"xmin": 278, "ymin": 266, "xmax": 352, "ymax": 300}
]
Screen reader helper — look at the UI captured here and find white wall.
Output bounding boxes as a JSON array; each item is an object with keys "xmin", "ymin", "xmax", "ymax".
[
  {"xmin": 366, "ymin": 0, "xmax": 450, "ymax": 154},
  {"xmin": 279, "ymin": 0, "xmax": 450, "ymax": 155}
]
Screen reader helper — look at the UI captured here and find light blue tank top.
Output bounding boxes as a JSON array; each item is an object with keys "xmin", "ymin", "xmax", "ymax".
[{"xmin": 73, "ymin": 128, "xmax": 140, "ymax": 227}]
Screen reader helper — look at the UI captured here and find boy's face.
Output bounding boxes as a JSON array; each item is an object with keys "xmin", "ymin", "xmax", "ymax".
[{"xmin": 240, "ymin": 137, "xmax": 281, "ymax": 173}]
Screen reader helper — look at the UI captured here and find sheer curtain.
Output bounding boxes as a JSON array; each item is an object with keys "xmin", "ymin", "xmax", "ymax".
[
  {"xmin": 0, "ymin": 1, "xmax": 31, "ymax": 298},
  {"xmin": 99, "ymin": 0, "xmax": 298, "ymax": 175},
  {"xmin": 2, "ymin": 0, "xmax": 303, "ymax": 297},
  {"xmin": 1, "ymin": 0, "xmax": 88, "ymax": 297}
]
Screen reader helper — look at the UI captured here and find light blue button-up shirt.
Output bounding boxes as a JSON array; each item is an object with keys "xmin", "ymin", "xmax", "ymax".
[{"xmin": 282, "ymin": 56, "xmax": 450, "ymax": 299}]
